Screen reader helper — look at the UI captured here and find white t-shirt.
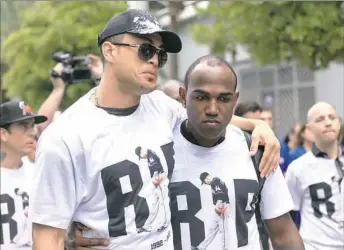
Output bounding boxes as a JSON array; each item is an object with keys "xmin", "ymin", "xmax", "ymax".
[
  {"xmin": 285, "ymin": 152, "xmax": 344, "ymax": 250},
  {"xmin": 29, "ymin": 89, "xmax": 185, "ymax": 250},
  {"xmin": 1, "ymin": 160, "xmax": 34, "ymax": 250},
  {"xmin": 170, "ymin": 124, "xmax": 294, "ymax": 250}
]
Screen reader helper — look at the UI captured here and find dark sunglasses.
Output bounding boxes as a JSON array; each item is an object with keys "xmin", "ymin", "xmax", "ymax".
[{"xmin": 110, "ymin": 42, "xmax": 168, "ymax": 68}]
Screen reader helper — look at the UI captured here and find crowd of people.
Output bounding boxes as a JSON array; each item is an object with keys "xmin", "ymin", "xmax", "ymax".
[{"xmin": 1, "ymin": 8, "xmax": 343, "ymax": 250}]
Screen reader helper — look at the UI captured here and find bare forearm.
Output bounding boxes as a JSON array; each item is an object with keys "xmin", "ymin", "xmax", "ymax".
[
  {"xmin": 266, "ymin": 213, "xmax": 304, "ymax": 250},
  {"xmin": 33, "ymin": 223, "xmax": 65, "ymax": 250},
  {"xmin": 37, "ymin": 87, "xmax": 65, "ymax": 134},
  {"xmin": 230, "ymin": 115, "xmax": 261, "ymax": 131},
  {"xmin": 271, "ymin": 239, "xmax": 304, "ymax": 250},
  {"xmin": 273, "ymin": 248, "xmax": 303, "ymax": 250},
  {"xmin": 33, "ymin": 240, "xmax": 64, "ymax": 250}
]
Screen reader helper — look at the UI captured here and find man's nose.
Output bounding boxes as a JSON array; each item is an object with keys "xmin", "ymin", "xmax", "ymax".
[
  {"xmin": 148, "ymin": 53, "xmax": 159, "ymax": 68},
  {"xmin": 324, "ymin": 117, "xmax": 332, "ymax": 127},
  {"xmin": 205, "ymin": 100, "xmax": 219, "ymax": 117}
]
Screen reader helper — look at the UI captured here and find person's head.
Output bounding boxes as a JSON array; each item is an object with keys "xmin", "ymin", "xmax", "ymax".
[
  {"xmin": 0, "ymin": 101, "xmax": 47, "ymax": 158},
  {"xmin": 297, "ymin": 124, "xmax": 314, "ymax": 146},
  {"xmin": 234, "ymin": 101, "xmax": 262, "ymax": 119},
  {"xmin": 306, "ymin": 102, "xmax": 341, "ymax": 146},
  {"xmin": 260, "ymin": 108, "xmax": 273, "ymax": 128},
  {"xmin": 135, "ymin": 146, "xmax": 148, "ymax": 159},
  {"xmin": 98, "ymin": 9, "xmax": 182, "ymax": 96},
  {"xmin": 160, "ymin": 79, "xmax": 184, "ymax": 103},
  {"xmin": 179, "ymin": 55, "xmax": 238, "ymax": 146},
  {"xmin": 200, "ymin": 172, "xmax": 212, "ymax": 185},
  {"xmin": 284, "ymin": 123, "xmax": 302, "ymax": 148}
]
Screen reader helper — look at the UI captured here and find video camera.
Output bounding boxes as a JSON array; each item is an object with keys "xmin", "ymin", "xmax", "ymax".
[{"xmin": 49, "ymin": 52, "xmax": 92, "ymax": 84}]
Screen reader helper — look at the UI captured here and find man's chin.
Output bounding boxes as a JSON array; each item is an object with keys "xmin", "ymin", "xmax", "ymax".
[
  {"xmin": 319, "ymin": 137, "xmax": 338, "ymax": 145},
  {"xmin": 140, "ymin": 83, "xmax": 157, "ymax": 94},
  {"xmin": 199, "ymin": 128, "xmax": 224, "ymax": 141}
]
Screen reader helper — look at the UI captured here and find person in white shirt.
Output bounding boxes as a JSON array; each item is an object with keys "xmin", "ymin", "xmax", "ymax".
[
  {"xmin": 168, "ymin": 55, "xmax": 303, "ymax": 250},
  {"xmin": 30, "ymin": 10, "xmax": 282, "ymax": 250},
  {"xmin": 0, "ymin": 101, "xmax": 47, "ymax": 250},
  {"xmin": 74, "ymin": 55, "xmax": 303, "ymax": 250},
  {"xmin": 286, "ymin": 102, "xmax": 344, "ymax": 250}
]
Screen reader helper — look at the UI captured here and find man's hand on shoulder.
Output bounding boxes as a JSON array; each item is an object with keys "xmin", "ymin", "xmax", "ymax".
[{"xmin": 250, "ymin": 120, "xmax": 280, "ymax": 177}]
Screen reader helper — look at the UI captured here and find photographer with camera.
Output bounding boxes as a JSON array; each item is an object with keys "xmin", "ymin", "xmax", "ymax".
[
  {"xmin": 36, "ymin": 63, "xmax": 66, "ymax": 134},
  {"xmin": 21, "ymin": 54, "xmax": 104, "ymax": 164},
  {"xmin": 36, "ymin": 54, "xmax": 103, "ymax": 135}
]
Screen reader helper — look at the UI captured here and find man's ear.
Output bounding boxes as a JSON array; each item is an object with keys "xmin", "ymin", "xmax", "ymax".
[
  {"xmin": 0, "ymin": 128, "xmax": 9, "ymax": 142},
  {"xmin": 101, "ymin": 42, "xmax": 117, "ymax": 64},
  {"xmin": 179, "ymin": 86, "xmax": 186, "ymax": 107},
  {"xmin": 233, "ymin": 91, "xmax": 239, "ymax": 104}
]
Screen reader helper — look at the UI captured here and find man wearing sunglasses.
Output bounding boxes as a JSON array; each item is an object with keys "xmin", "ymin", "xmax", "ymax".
[{"xmin": 30, "ymin": 9, "xmax": 280, "ymax": 250}]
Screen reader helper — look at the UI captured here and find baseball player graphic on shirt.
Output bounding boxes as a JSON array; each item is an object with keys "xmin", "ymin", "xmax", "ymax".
[
  {"xmin": 12, "ymin": 188, "xmax": 31, "ymax": 246},
  {"xmin": 135, "ymin": 146, "xmax": 168, "ymax": 233},
  {"xmin": 192, "ymin": 172, "xmax": 231, "ymax": 250}
]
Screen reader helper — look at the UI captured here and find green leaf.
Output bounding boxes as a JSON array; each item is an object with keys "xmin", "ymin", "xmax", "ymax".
[
  {"xmin": 2, "ymin": 1, "xmax": 127, "ymax": 110},
  {"xmin": 190, "ymin": 1, "xmax": 344, "ymax": 70}
]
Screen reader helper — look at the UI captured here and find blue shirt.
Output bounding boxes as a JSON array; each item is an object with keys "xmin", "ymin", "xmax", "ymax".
[
  {"xmin": 279, "ymin": 140, "xmax": 290, "ymax": 173},
  {"xmin": 288, "ymin": 146, "xmax": 307, "ymax": 165}
]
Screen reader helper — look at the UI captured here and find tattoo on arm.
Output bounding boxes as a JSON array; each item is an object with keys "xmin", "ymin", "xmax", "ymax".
[
  {"xmin": 64, "ymin": 223, "xmax": 76, "ymax": 250},
  {"xmin": 0, "ymin": 152, "xmax": 6, "ymax": 162}
]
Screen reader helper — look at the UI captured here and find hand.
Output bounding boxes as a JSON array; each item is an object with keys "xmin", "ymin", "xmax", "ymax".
[
  {"xmin": 250, "ymin": 121, "xmax": 280, "ymax": 177},
  {"xmin": 72, "ymin": 222, "xmax": 109, "ymax": 250},
  {"xmin": 87, "ymin": 54, "xmax": 103, "ymax": 80},
  {"xmin": 50, "ymin": 63, "xmax": 66, "ymax": 89}
]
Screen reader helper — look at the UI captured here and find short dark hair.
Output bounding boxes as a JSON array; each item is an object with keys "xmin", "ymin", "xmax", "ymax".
[
  {"xmin": 297, "ymin": 125, "xmax": 306, "ymax": 146},
  {"xmin": 184, "ymin": 55, "xmax": 237, "ymax": 90},
  {"xmin": 135, "ymin": 146, "xmax": 142, "ymax": 158},
  {"xmin": 0, "ymin": 123, "xmax": 11, "ymax": 132},
  {"xmin": 100, "ymin": 34, "xmax": 125, "ymax": 62},
  {"xmin": 234, "ymin": 101, "xmax": 262, "ymax": 117}
]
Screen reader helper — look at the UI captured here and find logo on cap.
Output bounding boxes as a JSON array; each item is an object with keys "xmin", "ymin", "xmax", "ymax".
[
  {"xmin": 132, "ymin": 13, "xmax": 162, "ymax": 34},
  {"xmin": 19, "ymin": 101, "xmax": 33, "ymax": 116}
]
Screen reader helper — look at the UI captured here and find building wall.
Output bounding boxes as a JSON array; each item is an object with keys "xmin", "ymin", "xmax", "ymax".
[
  {"xmin": 234, "ymin": 60, "xmax": 317, "ymax": 137},
  {"xmin": 315, "ymin": 63, "xmax": 344, "ymax": 119},
  {"xmin": 174, "ymin": 17, "xmax": 211, "ymax": 81}
]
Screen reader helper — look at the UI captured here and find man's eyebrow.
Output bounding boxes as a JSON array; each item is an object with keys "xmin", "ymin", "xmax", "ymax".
[
  {"xmin": 192, "ymin": 89, "xmax": 234, "ymax": 96},
  {"xmin": 218, "ymin": 92, "xmax": 234, "ymax": 96},
  {"xmin": 193, "ymin": 89, "xmax": 209, "ymax": 95}
]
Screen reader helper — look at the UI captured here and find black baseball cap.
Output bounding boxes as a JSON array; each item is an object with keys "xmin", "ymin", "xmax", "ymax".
[
  {"xmin": 98, "ymin": 9, "xmax": 182, "ymax": 53},
  {"xmin": 0, "ymin": 101, "xmax": 47, "ymax": 127},
  {"xmin": 200, "ymin": 172, "xmax": 210, "ymax": 185}
]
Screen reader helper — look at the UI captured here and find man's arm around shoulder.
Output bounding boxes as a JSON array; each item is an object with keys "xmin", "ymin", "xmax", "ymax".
[
  {"xmin": 33, "ymin": 224, "xmax": 65, "ymax": 250},
  {"xmin": 265, "ymin": 213, "xmax": 304, "ymax": 250}
]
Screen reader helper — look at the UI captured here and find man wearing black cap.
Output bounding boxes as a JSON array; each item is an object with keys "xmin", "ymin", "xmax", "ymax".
[
  {"xmin": 0, "ymin": 101, "xmax": 47, "ymax": 250},
  {"xmin": 30, "ymin": 9, "xmax": 280, "ymax": 250}
]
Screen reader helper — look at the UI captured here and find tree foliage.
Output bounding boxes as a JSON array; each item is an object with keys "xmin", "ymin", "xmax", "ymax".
[
  {"xmin": 190, "ymin": 1, "xmax": 344, "ymax": 70},
  {"xmin": 1, "ymin": 1, "xmax": 31, "ymax": 38},
  {"xmin": 2, "ymin": 1, "xmax": 127, "ymax": 110}
]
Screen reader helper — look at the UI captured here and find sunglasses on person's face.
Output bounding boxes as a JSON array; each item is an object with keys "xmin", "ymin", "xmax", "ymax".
[{"xmin": 110, "ymin": 42, "xmax": 168, "ymax": 68}]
